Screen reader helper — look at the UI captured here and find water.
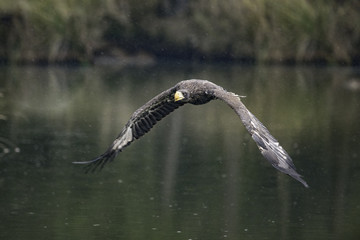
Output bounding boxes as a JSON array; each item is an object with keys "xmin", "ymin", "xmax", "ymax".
[{"xmin": 0, "ymin": 64, "xmax": 359, "ymax": 240}]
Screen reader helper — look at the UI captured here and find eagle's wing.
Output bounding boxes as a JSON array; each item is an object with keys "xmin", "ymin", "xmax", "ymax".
[
  {"xmin": 73, "ymin": 86, "xmax": 184, "ymax": 172},
  {"xmin": 213, "ymin": 89, "xmax": 309, "ymax": 188}
]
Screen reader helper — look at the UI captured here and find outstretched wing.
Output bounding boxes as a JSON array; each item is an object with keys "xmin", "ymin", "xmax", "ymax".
[
  {"xmin": 213, "ymin": 89, "xmax": 309, "ymax": 188},
  {"xmin": 73, "ymin": 86, "xmax": 184, "ymax": 172}
]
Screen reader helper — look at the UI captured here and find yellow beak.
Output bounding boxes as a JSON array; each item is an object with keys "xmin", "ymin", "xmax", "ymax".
[{"xmin": 174, "ymin": 91, "xmax": 184, "ymax": 102}]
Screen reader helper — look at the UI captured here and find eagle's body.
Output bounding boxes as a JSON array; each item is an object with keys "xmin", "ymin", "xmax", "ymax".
[{"xmin": 74, "ymin": 79, "xmax": 308, "ymax": 188}]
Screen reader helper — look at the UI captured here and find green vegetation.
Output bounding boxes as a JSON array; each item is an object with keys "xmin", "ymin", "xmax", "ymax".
[{"xmin": 1, "ymin": 0, "xmax": 360, "ymax": 64}]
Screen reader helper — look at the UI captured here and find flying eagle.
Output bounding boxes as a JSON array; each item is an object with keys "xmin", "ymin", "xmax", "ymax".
[{"xmin": 73, "ymin": 79, "xmax": 308, "ymax": 188}]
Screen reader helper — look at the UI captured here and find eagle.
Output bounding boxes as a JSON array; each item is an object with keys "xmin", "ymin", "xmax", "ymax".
[{"xmin": 73, "ymin": 79, "xmax": 308, "ymax": 188}]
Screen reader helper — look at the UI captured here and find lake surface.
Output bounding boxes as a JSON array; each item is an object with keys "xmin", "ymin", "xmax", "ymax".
[{"xmin": 0, "ymin": 64, "xmax": 359, "ymax": 240}]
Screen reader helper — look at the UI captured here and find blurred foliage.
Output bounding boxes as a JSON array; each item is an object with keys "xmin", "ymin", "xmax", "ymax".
[{"xmin": 0, "ymin": 0, "xmax": 360, "ymax": 64}]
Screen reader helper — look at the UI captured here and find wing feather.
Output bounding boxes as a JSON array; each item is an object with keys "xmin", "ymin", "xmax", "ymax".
[
  {"xmin": 141, "ymin": 117, "xmax": 152, "ymax": 130},
  {"xmin": 151, "ymin": 111, "xmax": 163, "ymax": 120},
  {"xmin": 73, "ymin": 86, "xmax": 184, "ymax": 172},
  {"xmin": 134, "ymin": 122, "xmax": 144, "ymax": 137},
  {"xmin": 213, "ymin": 89, "xmax": 309, "ymax": 188},
  {"xmin": 147, "ymin": 114, "xmax": 157, "ymax": 124}
]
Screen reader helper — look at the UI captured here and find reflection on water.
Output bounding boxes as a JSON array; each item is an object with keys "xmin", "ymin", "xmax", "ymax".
[{"xmin": 0, "ymin": 65, "xmax": 360, "ymax": 239}]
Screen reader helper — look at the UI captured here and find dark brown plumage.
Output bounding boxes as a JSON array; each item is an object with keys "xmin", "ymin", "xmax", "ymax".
[{"xmin": 73, "ymin": 79, "xmax": 308, "ymax": 188}]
